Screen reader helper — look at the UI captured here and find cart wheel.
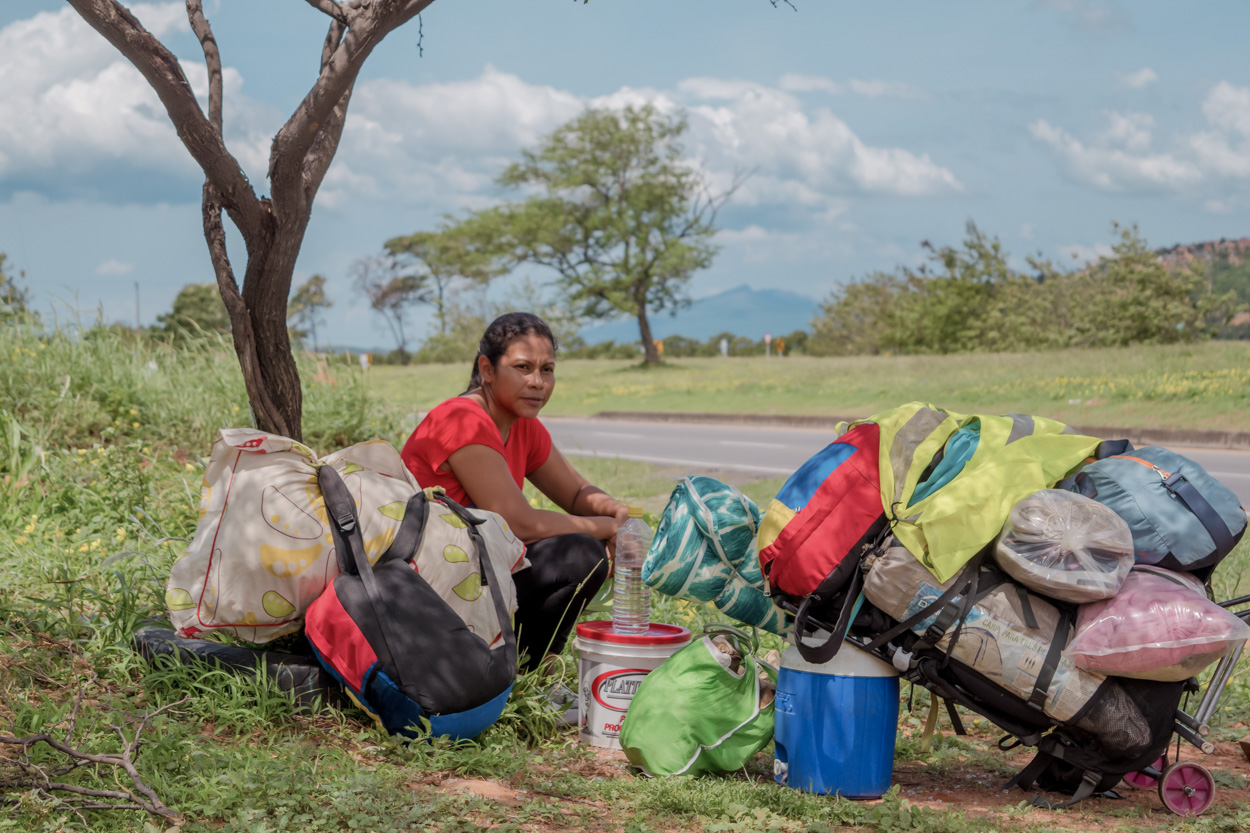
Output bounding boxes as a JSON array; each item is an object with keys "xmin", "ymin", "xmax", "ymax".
[
  {"xmin": 1122, "ymin": 755, "xmax": 1166, "ymax": 790},
  {"xmin": 1158, "ymin": 761, "xmax": 1215, "ymax": 816}
]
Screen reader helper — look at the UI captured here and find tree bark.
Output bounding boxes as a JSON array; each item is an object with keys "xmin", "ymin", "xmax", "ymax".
[
  {"xmin": 66, "ymin": 0, "xmax": 437, "ymax": 441},
  {"xmin": 637, "ymin": 302, "xmax": 660, "ymax": 363}
]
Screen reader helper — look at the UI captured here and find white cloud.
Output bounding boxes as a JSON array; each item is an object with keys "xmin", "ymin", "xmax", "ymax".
[
  {"xmin": 1020, "ymin": 223, "xmax": 1035, "ymax": 240},
  {"xmin": 778, "ymin": 74, "xmax": 922, "ymax": 98},
  {"xmin": 1117, "ymin": 67, "xmax": 1158, "ymax": 90},
  {"xmin": 328, "ymin": 65, "xmax": 960, "ymax": 218},
  {"xmin": 96, "ymin": 259, "xmax": 134, "ymax": 276},
  {"xmin": 1031, "ymin": 112, "xmax": 1201, "ymax": 191},
  {"xmin": 0, "ymin": 5, "xmax": 277, "ymax": 197},
  {"xmin": 1035, "ymin": 0, "xmax": 1131, "ymax": 33},
  {"xmin": 1033, "ymin": 82, "xmax": 1250, "ymax": 196},
  {"xmin": 1, "ymin": 7, "xmax": 960, "ymax": 226},
  {"xmin": 1058, "ymin": 242, "xmax": 1115, "ymax": 264}
]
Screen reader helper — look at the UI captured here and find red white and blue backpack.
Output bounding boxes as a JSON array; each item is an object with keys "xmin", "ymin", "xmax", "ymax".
[
  {"xmin": 756, "ymin": 422, "xmax": 890, "ymax": 662},
  {"xmin": 305, "ymin": 466, "xmax": 517, "ymax": 740}
]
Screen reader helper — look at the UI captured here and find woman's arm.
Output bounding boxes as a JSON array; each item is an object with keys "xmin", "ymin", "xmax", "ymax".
[
  {"xmin": 528, "ymin": 446, "xmax": 629, "ymax": 523},
  {"xmin": 445, "ymin": 444, "xmax": 621, "ymax": 544}
]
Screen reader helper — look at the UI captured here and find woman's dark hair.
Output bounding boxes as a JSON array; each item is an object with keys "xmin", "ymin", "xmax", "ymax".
[{"xmin": 465, "ymin": 312, "xmax": 558, "ymax": 393}]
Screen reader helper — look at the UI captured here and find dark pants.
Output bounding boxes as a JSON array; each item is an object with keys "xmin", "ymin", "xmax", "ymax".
[{"xmin": 512, "ymin": 533, "xmax": 610, "ymax": 673}]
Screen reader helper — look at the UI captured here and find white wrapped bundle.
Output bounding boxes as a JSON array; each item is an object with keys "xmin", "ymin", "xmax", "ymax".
[{"xmin": 993, "ymin": 490, "xmax": 1134, "ymax": 604}]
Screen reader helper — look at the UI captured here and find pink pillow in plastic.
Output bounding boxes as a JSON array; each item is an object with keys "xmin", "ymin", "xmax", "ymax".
[{"xmin": 1065, "ymin": 566, "xmax": 1250, "ymax": 682}]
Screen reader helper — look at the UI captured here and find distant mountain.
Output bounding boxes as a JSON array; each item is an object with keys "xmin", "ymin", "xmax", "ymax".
[{"xmin": 579, "ymin": 284, "xmax": 821, "ymax": 344}]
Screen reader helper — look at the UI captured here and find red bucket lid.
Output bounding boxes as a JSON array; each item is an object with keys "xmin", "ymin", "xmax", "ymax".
[{"xmin": 575, "ymin": 620, "xmax": 691, "ymax": 646}]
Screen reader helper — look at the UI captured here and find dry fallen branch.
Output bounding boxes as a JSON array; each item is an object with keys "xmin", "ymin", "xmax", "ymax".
[{"xmin": 0, "ymin": 688, "xmax": 188, "ymax": 822}]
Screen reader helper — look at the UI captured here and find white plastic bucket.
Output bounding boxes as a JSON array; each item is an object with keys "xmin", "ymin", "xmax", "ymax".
[{"xmin": 573, "ymin": 620, "xmax": 691, "ymax": 749}]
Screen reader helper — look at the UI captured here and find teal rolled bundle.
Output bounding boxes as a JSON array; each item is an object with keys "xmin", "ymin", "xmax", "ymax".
[{"xmin": 643, "ymin": 476, "xmax": 789, "ymax": 635}]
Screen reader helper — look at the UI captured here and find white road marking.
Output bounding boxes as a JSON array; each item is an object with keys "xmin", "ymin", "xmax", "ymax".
[
  {"xmin": 561, "ymin": 449, "xmax": 793, "ymax": 475},
  {"xmin": 719, "ymin": 440, "xmax": 787, "ymax": 449},
  {"xmin": 590, "ymin": 431, "xmax": 645, "ymax": 440}
]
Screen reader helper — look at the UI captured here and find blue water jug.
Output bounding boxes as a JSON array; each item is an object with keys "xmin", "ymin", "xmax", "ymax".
[{"xmin": 773, "ymin": 640, "xmax": 899, "ymax": 798}]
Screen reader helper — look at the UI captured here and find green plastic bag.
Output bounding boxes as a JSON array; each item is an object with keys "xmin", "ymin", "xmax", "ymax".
[{"xmin": 620, "ymin": 625, "xmax": 777, "ymax": 777}]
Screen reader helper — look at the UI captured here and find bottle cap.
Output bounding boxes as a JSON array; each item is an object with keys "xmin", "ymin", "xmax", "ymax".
[{"xmin": 627, "ymin": 505, "xmax": 644, "ymax": 519}]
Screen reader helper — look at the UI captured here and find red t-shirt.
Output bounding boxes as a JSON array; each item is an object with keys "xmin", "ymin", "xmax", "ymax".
[{"xmin": 400, "ymin": 397, "xmax": 553, "ymax": 507}]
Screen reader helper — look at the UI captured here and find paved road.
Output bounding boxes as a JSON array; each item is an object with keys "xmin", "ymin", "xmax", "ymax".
[{"xmin": 545, "ymin": 416, "xmax": 1250, "ymax": 506}]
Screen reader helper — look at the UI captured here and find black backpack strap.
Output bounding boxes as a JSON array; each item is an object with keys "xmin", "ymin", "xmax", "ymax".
[
  {"xmin": 433, "ymin": 492, "xmax": 518, "ymax": 657},
  {"xmin": 793, "ymin": 567, "xmax": 864, "ymax": 664},
  {"xmin": 318, "ymin": 464, "xmax": 405, "ymax": 688},
  {"xmin": 1164, "ymin": 472, "xmax": 1234, "ymax": 556},
  {"xmin": 383, "ymin": 489, "xmax": 433, "ymax": 565},
  {"xmin": 1027, "ymin": 605, "xmax": 1072, "ymax": 713},
  {"xmin": 863, "ymin": 548, "xmax": 987, "ymax": 655}
]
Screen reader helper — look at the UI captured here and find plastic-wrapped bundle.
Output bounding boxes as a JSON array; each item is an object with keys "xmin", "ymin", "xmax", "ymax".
[
  {"xmin": 1065, "ymin": 565, "xmax": 1250, "ymax": 681},
  {"xmin": 643, "ymin": 477, "xmax": 789, "ymax": 635},
  {"xmin": 993, "ymin": 490, "xmax": 1134, "ymax": 604},
  {"xmin": 863, "ymin": 543, "xmax": 1106, "ymax": 723}
]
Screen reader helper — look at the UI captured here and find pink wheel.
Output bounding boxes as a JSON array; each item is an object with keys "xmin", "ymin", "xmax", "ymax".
[
  {"xmin": 1158, "ymin": 761, "xmax": 1215, "ymax": 816},
  {"xmin": 1121, "ymin": 755, "xmax": 1166, "ymax": 790}
]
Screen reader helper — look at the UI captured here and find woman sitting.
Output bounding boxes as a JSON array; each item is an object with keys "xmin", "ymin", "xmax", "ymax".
[{"xmin": 401, "ymin": 312, "xmax": 627, "ymax": 672}]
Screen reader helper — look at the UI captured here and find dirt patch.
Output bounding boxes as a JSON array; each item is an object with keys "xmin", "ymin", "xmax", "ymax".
[
  {"xmin": 496, "ymin": 733, "xmax": 1250, "ymax": 830},
  {"xmin": 891, "ymin": 739, "xmax": 1250, "ymax": 826}
]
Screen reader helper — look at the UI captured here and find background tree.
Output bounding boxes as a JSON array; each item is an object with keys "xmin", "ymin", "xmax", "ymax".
[
  {"xmin": 156, "ymin": 282, "xmax": 231, "ymax": 339},
  {"xmin": 0, "ymin": 253, "xmax": 32, "ymax": 325},
  {"xmin": 477, "ymin": 104, "xmax": 742, "ymax": 364},
  {"xmin": 288, "ymin": 274, "xmax": 333, "ymax": 351},
  {"xmin": 384, "ymin": 219, "xmax": 506, "ymax": 337},
  {"xmin": 807, "ymin": 221, "xmax": 1243, "ymax": 356},
  {"xmin": 66, "ymin": 0, "xmax": 435, "ymax": 440},
  {"xmin": 352, "ymin": 255, "xmax": 429, "ymax": 365}
]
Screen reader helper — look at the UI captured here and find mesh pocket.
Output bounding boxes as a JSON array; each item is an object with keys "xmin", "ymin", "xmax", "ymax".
[{"xmin": 1072, "ymin": 681, "xmax": 1152, "ymax": 758}]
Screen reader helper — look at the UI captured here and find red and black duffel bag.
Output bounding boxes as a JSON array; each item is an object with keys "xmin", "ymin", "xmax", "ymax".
[
  {"xmin": 305, "ymin": 466, "xmax": 517, "ymax": 740},
  {"xmin": 757, "ymin": 422, "xmax": 890, "ymax": 662}
]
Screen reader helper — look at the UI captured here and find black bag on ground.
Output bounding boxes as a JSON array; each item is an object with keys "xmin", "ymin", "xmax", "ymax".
[{"xmin": 132, "ymin": 626, "xmax": 347, "ymax": 709}]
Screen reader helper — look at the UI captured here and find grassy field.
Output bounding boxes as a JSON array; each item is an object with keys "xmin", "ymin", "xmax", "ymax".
[
  {"xmin": 369, "ymin": 341, "xmax": 1250, "ymax": 432},
  {"xmin": 2, "ymin": 325, "xmax": 1249, "ymax": 832}
]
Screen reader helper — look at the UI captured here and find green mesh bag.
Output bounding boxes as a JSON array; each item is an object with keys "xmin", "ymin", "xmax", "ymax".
[
  {"xmin": 642, "ymin": 476, "xmax": 789, "ymax": 635},
  {"xmin": 620, "ymin": 626, "xmax": 777, "ymax": 777}
]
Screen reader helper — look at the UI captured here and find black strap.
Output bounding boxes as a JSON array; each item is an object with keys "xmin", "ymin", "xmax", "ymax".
[
  {"xmin": 1005, "ymin": 749, "xmax": 1053, "ymax": 792},
  {"xmin": 945, "ymin": 698, "xmax": 966, "ymax": 735},
  {"xmin": 864, "ymin": 549, "xmax": 988, "ymax": 654},
  {"xmin": 1027, "ymin": 605, "xmax": 1071, "ymax": 712},
  {"xmin": 1015, "ymin": 584, "xmax": 1039, "ymax": 630},
  {"xmin": 318, "ymin": 464, "xmax": 405, "ymax": 689},
  {"xmin": 428, "ymin": 491, "xmax": 518, "ymax": 657},
  {"xmin": 1028, "ymin": 771, "xmax": 1102, "ymax": 810},
  {"xmin": 793, "ymin": 568, "xmax": 864, "ymax": 664},
  {"xmin": 385, "ymin": 490, "xmax": 432, "ymax": 566},
  {"xmin": 1166, "ymin": 472, "xmax": 1234, "ymax": 556}
]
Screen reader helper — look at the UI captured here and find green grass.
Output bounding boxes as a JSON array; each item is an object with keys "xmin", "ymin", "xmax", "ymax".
[
  {"xmin": 3, "ymin": 323, "xmax": 1250, "ymax": 832},
  {"xmin": 370, "ymin": 341, "xmax": 1250, "ymax": 431}
]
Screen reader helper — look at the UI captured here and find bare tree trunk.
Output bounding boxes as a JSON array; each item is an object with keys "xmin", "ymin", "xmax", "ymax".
[
  {"xmin": 637, "ymin": 303, "xmax": 660, "ymax": 364},
  {"xmin": 67, "ymin": 0, "xmax": 436, "ymax": 441}
]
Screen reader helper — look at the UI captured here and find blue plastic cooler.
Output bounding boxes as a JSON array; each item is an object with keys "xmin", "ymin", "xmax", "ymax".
[{"xmin": 773, "ymin": 641, "xmax": 899, "ymax": 798}]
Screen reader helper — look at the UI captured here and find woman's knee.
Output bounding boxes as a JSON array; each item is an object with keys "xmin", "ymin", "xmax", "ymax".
[{"xmin": 564, "ymin": 533, "xmax": 610, "ymax": 583}]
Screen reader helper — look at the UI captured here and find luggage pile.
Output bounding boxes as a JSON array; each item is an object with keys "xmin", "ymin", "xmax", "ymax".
[
  {"xmin": 163, "ymin": 428, "xmax": 528, "ymax": 741},
  {"xmin": 642, "ymin": 401, "xmax": 1249, "ymax": 807},
  {"xmin": 757, "ymin": 402, "xmax": 1249, "ymax": 806}
]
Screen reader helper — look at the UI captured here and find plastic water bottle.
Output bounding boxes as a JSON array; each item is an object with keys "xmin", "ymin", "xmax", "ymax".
[{"xmin": 612, "ymin": 506, "xmax": 652, "ymax": 635}]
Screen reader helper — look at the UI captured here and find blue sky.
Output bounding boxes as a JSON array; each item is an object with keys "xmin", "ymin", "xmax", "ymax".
[{"xmin": 2, "ymin": 1, "xmax": 1248, "ymax": 348}]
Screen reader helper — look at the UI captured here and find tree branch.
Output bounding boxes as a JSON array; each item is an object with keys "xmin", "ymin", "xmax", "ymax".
[
  {"xmin": 303, "ymin": 0, "xmax": 349, "ymax": 25},
  {"xmin": 67, "ymin": 0, "xmax": 261, "ymax": 239},
  {"xmin": 0, "ymin": 692, "xmax": 187, "ymax": 822},
  {"xmin": 201, "ymin": 185, "xmax": 289, "ymax": 436},
  {"xmin": 270, "ymin": 0, "xmax": 437, "ymax": 213},
  {"xmin": 185, "ymin": 1, "xmax": 222, "ymax": 132},
  {"xmin": 321, "ymin": 19, "xmax": 346, "ymax": 72}
]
